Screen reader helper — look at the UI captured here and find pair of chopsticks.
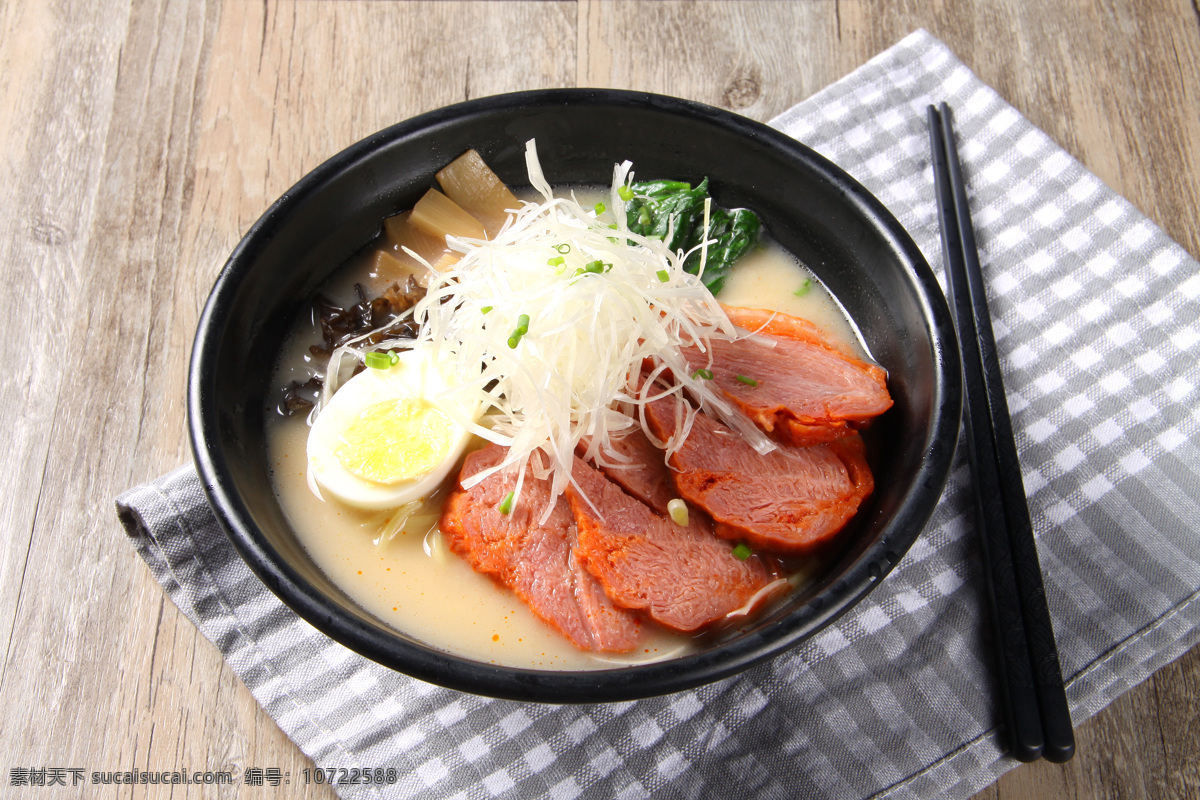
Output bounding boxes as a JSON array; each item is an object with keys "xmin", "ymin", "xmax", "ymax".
[{"xmin": 927, "ymin": 103, "xmax": 1075, "ymax": 764}]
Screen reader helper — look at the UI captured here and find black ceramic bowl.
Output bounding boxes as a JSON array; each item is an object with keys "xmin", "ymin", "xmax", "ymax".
[{"xmin": 190, "ymin": 89, "xmax": 960, "ymax": 702}]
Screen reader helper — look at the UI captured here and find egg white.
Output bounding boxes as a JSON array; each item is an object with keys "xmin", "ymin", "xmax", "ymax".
[{"xmin": 306, "ymin": 347, "xmax": 477, "ymax": 510}]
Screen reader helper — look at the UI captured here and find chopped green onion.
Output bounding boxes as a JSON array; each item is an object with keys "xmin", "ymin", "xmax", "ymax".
[
  {"xmin": 732, "ymin": 542, "xmax": 753, "ymax": 561},
  {"xmin": 667, "ymin": 499, "xmax": 689, "ymax": 527},
  {"xmin": 793, "ymin": 279, "xmax": 812, "ymax": 297},
  {"xmin": 656, "ymin": 269, "xmax": 670, "ymax": 283},
  {"xmin": 481, "ymin": 305, "xmax": 493, "ymax": 314},
  {"xmin": 735, "ymin": 374, "xmax": 758, "ymax": 387},
  {"xmin": 553, "ymin": 243, "xmax": 571, "ymax": 254},
  {"xmin": 594, "ymin": 202, "xmax": 606, "ymax": 215},
  {"xmin": 617, "ymin": 185, "xmax": 635, "ymax": 201},
  {"xmin": 637, "ymin": 207, "xmax": 652, "ymax": 227},
  {"xmin": 498, "ymin": 491, "xmax": 515, "ymax": 515},
  {"xmin": 508, "ymin": 314, "xmax": 531, "ymax": 348},
  {"xmin": 575, "ymin": 260, "xmax": 611, "ymax": 276},
  {"xmin": 691, "ymin": 368, "xmax": 714, "ymax": 380},
  {"xmin": 364, "ymin": 351, "xmax": 393, "ymax": 370},
  {"xmin": 547, "ymin": 255, "xmax": 565, "ymax": 267}
]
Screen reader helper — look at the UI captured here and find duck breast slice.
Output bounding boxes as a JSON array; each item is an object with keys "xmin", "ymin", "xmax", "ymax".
[
  {"xmin": 578, "ymin": 427, "xmax": 675, "ymax": 515},
  {"xmin": 439, "ymin": 444, "xmax": 644, "ymax": 652},
  {"xmin": 680, "ymin": 305, "xmax": 892, "ymax": 446},
  {"xmin": 644, "ymin": 396, "xmax": 874, "ymax": 555},
  {"xmin": 566, "ymin": 459, "xmax": 781, "ymax": 632}
]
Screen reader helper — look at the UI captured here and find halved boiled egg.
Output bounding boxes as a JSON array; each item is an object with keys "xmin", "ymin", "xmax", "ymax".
[{"xmin": 307, "ymin": 347, "xmax": 479, "ymax": 510}]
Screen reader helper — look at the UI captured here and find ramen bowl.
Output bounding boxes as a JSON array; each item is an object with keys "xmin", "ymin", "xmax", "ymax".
[{"xmin": 189, "ymin": 89, "xmax": 961, "ymax": 702}]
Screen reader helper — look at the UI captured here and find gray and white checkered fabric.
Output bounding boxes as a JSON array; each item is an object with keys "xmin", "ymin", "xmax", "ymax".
[{"xmin": 117, "ymin": 30, "xmax": 1200, "ymax": 800}]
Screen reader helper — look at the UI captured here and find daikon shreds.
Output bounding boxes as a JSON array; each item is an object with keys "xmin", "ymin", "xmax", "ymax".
[{"xmin": 362, "ymin": 140, "xmax": 775, "ymax": 518}]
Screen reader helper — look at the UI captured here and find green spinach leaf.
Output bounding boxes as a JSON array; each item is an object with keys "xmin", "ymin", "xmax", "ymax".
[{"xmin": 624, "ymin": 178, "xmax": 760, "ymax": 294}]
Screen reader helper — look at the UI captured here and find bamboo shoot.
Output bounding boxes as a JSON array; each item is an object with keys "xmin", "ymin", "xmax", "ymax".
[
  {"xmin": 410, "ymin": 188, "xmax": 487, "ymax": 241},
  {"xmin": 382, "ymin": 210, "xmax": 451, "ymax": 269},
  {"xmin": 436, "ymin": 149, "xmax": 520, "ymax": 238},
  {"xmin": 367, "ymin": 248, "xmax": 409, "ymax": 285}
]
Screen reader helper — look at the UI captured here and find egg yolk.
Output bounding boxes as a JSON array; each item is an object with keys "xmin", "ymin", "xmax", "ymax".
[{"xmin": 333, "ymin": 398, "xmax": 457, "ymax": 485}]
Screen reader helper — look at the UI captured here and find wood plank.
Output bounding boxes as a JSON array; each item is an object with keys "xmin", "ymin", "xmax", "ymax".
[
  {"xmin": 579, "ymin": 0, "xmax": 840, "ymax": 118},
  {"xmin": 0, "ymin": 0, "xmax": 273, "ymax": 789},
  {"xmin": 0, "ymin": 0, "xmax": 129, "ymax": 694}
]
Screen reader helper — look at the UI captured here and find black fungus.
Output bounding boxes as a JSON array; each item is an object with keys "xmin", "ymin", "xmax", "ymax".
[
  {"xmin": 278, "ymin": 276, "xmax": 427, "ymax": 416},
  {"xmin": 279, "ymin": 376, "xmax": 322, "ymax": 417},
  {"xmin": 309, "ymin": 276, "xmax": 425, "ymax": 358}
]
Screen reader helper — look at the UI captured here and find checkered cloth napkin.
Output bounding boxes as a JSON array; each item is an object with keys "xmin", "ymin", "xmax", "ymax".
[{"xmin": 117, "ymin": 29, "xmax": 1200, "ymax": 800}]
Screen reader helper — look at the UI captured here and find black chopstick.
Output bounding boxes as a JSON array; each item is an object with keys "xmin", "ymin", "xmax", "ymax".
[{"xmin": 928, "ymin": 103, "xmax": 1075, "ymax": 764}]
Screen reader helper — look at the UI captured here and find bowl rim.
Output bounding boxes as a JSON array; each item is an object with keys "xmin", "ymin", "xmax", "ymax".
[{"xmin": 189, "ymin": 87, "xmax": 961, "ymax": 702}]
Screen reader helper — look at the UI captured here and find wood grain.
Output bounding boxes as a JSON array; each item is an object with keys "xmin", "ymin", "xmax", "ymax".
[{"xmin": 0, "ymin": 1, "xmax": 1196, "ymax": 798}]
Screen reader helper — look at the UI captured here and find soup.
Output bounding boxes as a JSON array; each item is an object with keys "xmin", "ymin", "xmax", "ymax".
[{"xmin": 266, "ymin": 149, "xmax": 885, "ymax": 670}]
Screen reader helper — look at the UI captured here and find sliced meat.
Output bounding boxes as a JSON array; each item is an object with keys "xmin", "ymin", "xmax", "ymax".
[
  {"xmin": 680, "ymin": 305, "xmax": 892, "ymax": 446},
  {"xmin": 578, "ymin": 427, "xmax": 675, "ymax": 514},
  {"xmin": 439, "ymin": 444, "xmax": 644, "ymax": 652},
  {"xmin": 566, "ymin": 459, "xmax": 780, "ymax": 632},
  {"xmin": 644, "ymin": 395, "xmax": 874, "ymax": 555}
]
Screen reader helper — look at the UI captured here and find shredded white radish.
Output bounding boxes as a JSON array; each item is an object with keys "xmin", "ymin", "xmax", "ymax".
[
  {"xmin": 330, "ymin": 139, "xmax": 776, "ymax": 520},
  {"xmin": 723, "ymin": 578, "xmax": 791, "ymax": 620}
]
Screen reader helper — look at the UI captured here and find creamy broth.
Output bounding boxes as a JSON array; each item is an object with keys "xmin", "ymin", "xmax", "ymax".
[
  {"xmin": 267, "ymin": 215, "xmax": 868, "ymax": 670},
  {"xmin": 269, "ymin": 421, "xmax": 696, "ymax": 668},
  {"xmin": 718, "ymin": 244, "xmax": 866, "ymax": 358}
]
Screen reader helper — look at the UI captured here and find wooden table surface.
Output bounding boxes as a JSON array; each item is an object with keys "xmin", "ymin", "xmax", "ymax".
[{"xmin": 2, "ymin": 1, "xmax": 1198, "ymax": 797}]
